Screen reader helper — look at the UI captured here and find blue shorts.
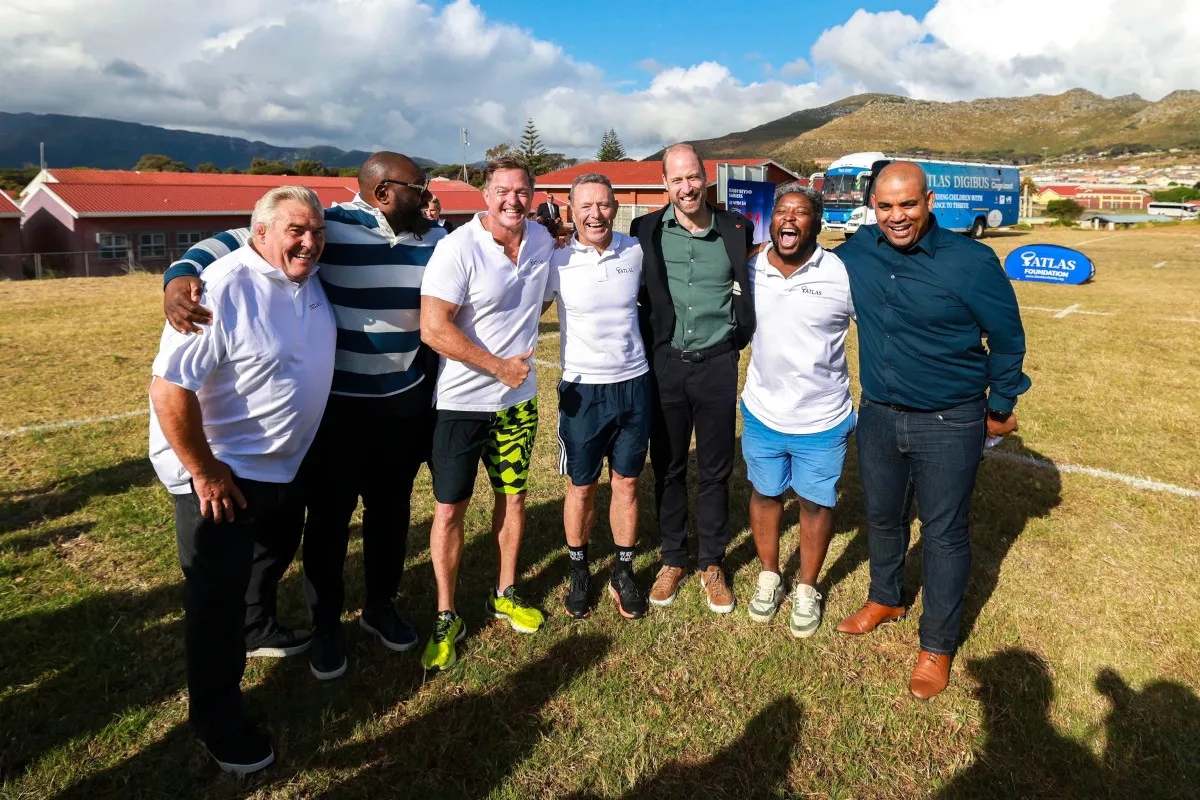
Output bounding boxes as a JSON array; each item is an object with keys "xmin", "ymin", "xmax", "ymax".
[
  {"xmin": 558, "ymin": 373, "xmax": 651, "ymax": 486},
  {"xmin": 740, "ymin": 401, "xmax": 855, "ymax": 507}
]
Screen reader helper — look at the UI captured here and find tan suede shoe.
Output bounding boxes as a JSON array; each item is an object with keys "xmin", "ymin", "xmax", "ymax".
[
  {"xmin": 909, "ymin": 650, "xmax": 953, "ymax": 700},
  {"xmin": 835, "ymin": 601, "xmax": 907, "ymax": 635}
]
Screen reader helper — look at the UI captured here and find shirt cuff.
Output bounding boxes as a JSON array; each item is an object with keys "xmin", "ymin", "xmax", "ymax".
[
  {"xmin": 163, "ymin": 263, "xmax": 200, "ymax": 289},
  {"xmin": 987, "ymin": 393, "xmax": 1017, "ymax": 414}
]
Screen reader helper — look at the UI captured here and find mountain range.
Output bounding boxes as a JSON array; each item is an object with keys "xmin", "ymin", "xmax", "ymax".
[
  {"xmin": 0, "ymin": 112, "xmax": 437, "ymax": 171},
  {"xmin": 2, "ymin": 88, "xmax": 1198, "ymax": 173},
  {"xmin": 657, "ymin": 89, "xmax": 1200, "ymax": 165}
]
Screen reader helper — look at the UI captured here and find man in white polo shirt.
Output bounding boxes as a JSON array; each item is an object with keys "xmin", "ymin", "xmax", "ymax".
[
  {"xmin": 419, "ymin": 156, "xmax": 556, "ymax": 671},
  {"xmin": 148, "ymin": 185, "xmax": 335, "ymax": 773},
  {"xmin": 740, "ymin": 182, "xmax": 855, "ymax": 638},
  {"xmin": 543, "ymin": 173, "xmax": 650, "ymax": 621}
]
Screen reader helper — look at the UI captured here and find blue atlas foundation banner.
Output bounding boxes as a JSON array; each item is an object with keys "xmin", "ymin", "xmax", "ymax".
[
  {"xmin": 1003, "ymin": 244, "xmax": 1095, "ymax": 284},
  {"xmin": 726, "ymin": 178, "xmax": 774, "ymax": 243}
]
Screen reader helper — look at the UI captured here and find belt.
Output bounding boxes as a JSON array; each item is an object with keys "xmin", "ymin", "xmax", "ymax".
[
  {"xmin": 869, "ymin": 399, "xmax": 930, "ymax": 413},
  {"xmin": 668, "ymin": 340, "xmax": 735, "ymax": 363}
]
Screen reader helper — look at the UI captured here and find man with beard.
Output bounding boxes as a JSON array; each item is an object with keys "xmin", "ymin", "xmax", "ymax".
[
  {"xmin": 162, "ymin": 152, "xmax": 443, "ymax": 681},
  {"xmin": 419, "ymin": 156, "xmax": 556, "ymax": 670},
  {"xmin": 740, "ymin": 183, "xmax": 855, "ymax": 638},
  {"xmin": 833, "ymin": 161, "xmax": 1029, "ymax": 699},
  {"xmin": 629, "ymin": 144, "xmax": 755, "ymax": 614}
]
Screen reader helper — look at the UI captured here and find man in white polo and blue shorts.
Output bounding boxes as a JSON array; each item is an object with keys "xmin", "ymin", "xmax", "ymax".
[
  {"xmin": 543, "ymin": 173, "xmax": 650, "ymax": 621},
  {"xmin": 741, "ymin": 182, "xmax": 855, "ymax": 638}
]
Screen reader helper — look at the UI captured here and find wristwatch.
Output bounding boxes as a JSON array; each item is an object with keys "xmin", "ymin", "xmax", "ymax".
[{"xmin": 987, "ymin": 409, "xmax": 1013, "ymax": 423}]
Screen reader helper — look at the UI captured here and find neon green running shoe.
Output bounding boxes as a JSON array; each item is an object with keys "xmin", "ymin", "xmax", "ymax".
[
  {"xmin": 421, "ymin": 611, "xmax": 465, "ymax": 671},
  {"xmin": 486, "ymin": 586, "xmax": 544, "ymax": 633}
]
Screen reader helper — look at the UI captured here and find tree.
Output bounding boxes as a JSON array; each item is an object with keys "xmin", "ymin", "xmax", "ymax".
[
  {"xmin": 1153, "ymin": 186, "xmax": 1200, "ymax": 203},
  {"xmin": 291, "ymin": 159, "xmax": 325, "ymax": 176},
  {"xmin": 247, "ymin": 157, "xmax": 294, "ymax": 176},
  {"xmin": 223, "ymin": 166, "xmax": 242, "ymax": 174},
  {"xmin": 595, "ymin": 129, "xmax": 628, "ymax": 162},
  {"xmin": 336, "ymin": 167, "xmax": 360, "ymax": 178},
  {"xmin": 1046, "ymin": 199, "xmax": 1085, "ymax": 221},
  {"xmin": 516, "ymin": 118, "xmax": 549, "ymax": 175},
  {"xmin": 781, "ymin": 158, "xmax": 820, "ymax": 179},
  {"xmin": 486, "ymin": 142, "xmax": 514, "ymax": 162},
  {"xmin": 196, "ymin": 162, "xmax": 221, "ymax": 174},
  {"xmin": 133, "ymin": 154, "xmax": 190, "ymax": 172}
]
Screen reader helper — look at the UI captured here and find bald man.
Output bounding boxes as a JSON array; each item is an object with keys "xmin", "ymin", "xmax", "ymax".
[
  {"xmin": 163, "ymin": 152, "xmax": 445, "ymax": 681},
  {"xmin": 833, "ymin": 161, "xmax": 1029, "ymax": 700},
  {"xmin": 629, "ymin": 144, "xmax": 755, "ymax": 615}
]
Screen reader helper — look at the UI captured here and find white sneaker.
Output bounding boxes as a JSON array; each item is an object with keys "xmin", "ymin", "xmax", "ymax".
[
  {"xmin": 747, "ymin": 571, "xmax": 785, "ymax": 622},
  {"xmin": 789, "ymin": 583, "xmax": 823, "ymax": 638}
]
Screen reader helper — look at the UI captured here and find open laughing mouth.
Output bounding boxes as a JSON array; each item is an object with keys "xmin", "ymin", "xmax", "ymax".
[{"xmin": 777, "ymin": 226, "xmax": 799, "ymax": 249}]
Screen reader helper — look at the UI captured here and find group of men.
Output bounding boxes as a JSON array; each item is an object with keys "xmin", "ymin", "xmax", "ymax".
[{"xmin": 150, "ymin": 145, "xmax": 1028, "ymax": 774}]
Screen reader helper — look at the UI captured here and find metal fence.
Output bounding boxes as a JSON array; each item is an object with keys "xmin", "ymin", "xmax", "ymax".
[{"xmin": 0, "ymin": 248, "xmax": 190, "ymax": 280}]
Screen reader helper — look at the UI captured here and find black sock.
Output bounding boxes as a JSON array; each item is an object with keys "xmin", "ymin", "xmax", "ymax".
[
  {"xmin": 614, "ymin": 545, "xmax": 635, "ymax": 575},
  {"xmin": 568, "ymin": 543, "xmax": 589, "ymax": 570}
]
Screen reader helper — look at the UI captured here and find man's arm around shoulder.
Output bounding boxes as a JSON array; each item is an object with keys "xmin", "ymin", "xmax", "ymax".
[{"xmin": 163, "ymin": 229, "xmax": 251, "ymax": 334}]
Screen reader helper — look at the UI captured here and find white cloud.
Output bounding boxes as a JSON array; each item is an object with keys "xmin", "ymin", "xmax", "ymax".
[
  {"xmin": 811, "ymin": 0, "xmax": 1200, "ymax": 101},
  {"xmin": 780, "ymin": 58, "xmax": 810, "ymax": 78},
  {"xmin": 0, "ymin": 0, "xmax": 1196, "ymax": 163}
]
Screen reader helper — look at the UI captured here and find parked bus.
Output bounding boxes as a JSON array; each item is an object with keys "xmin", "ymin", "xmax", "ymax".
[
  {"xmin": 1146, "ymin": 201, "xmax": 1199, "ymax": 219},
  {"xmin": 822, "ymin": 152, "xmax": 1020, "ymax": 238}
]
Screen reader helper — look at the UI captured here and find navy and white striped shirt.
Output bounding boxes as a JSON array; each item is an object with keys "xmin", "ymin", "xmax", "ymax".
[{"xmin": 164, "ymin": 195, "xmax": 445, "ymax": 399}]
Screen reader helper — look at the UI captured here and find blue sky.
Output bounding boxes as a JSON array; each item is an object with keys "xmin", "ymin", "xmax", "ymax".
[
  {"xmin": 3, "ymin": 0, "xmax": 1195, "ymax": 160},
  {"xmin": 459, "ymin": 1, "xmax": 938, "ymax": 90}
]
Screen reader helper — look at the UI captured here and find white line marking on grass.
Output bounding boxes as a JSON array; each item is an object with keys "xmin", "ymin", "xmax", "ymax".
[
  {"xmin": 1075, "ymin": 309, "xmax": 1115, "ymax": 317},
  {"xmin": 1021, "ymin": 305, "xmax": 1064, "ymax": 313},
  {"xmin": 983, "ymin": 450, "xmax": 1200, "ymax": 499},
  {"xmin": 1152, "ymin": 261, "xmax": 1168, "ymax": 269},
  {"xmin": 1166, "ymin": 317, "xmax": 1200, "ymax": 324},
  {"xmin": 0, "ymin": 409, "xmax": 149, "ymax": 439},
  {"xmin": 1075, "ymin": 235, "xmax": 1114, "ymax": 246},
  {"xmin": 1054, "ymin": 304, "xmax": 1082, "ymax": 318}
]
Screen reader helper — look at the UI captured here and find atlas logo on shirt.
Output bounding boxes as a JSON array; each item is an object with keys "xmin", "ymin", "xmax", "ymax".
[{"xmin": 801, "ymin": 286, "xmax": 823, "ymax": 296}]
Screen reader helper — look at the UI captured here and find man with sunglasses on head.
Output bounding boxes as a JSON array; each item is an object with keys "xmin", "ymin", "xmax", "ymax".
[{"xmin": 163, "ymin": 152, "xmax": 444, "ymax": 681}]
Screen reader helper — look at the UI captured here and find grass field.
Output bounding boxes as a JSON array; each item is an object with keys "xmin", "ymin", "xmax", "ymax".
[{"xmin": 1, "ymin": 224, "xmax": 1198, "ymax": 799}]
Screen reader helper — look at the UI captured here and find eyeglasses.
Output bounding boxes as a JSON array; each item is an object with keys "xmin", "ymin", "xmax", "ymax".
[{"xmin": 378, "ymin": 177, "xmax": 430, "ymax": 195}]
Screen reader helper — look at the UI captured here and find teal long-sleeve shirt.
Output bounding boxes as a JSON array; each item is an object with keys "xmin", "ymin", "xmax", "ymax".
[{"xmin": 834, "ymin": 218, "xmax": 1031, "ymax": 413}]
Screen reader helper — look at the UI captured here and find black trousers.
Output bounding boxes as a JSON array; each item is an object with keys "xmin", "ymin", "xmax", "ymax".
[
  {"xmin": 301, "ymin": 393, "xmax": 432, "ymax": 631},
  {"xmin": 649, "ymin": 349, "xmax": 740, "ymax": 570},
  {"xmin": 174, "ymin": 479, "xmax": 302, "ymax": 740}
]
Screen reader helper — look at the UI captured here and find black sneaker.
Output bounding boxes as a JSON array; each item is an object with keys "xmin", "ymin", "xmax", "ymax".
[
  {"xmin": 609, "ymin": 570, "xmax": 647, "ymax": 619},
  {"xmin": 565, "ymin": 568, "xmax": 591, "ymax": 619},
  {"xmin": 247, "ymin": 625, "xmax": 312, "ymax": 658},
  {"xmin": 360, "ymin": 605, "xmax": 419, "ymax": 652},
  {"xmin": 309, "ymin": 626, "xmax": 347, "ymax": 681},
  {"xmin": 200, "ymin": 725, "xmax": 274, "ymax": 775}
]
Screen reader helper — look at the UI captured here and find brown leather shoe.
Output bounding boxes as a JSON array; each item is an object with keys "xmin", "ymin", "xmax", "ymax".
[
  {"xmin": 836, "ymin": 601, "xmax": 906, "ymax": 635},
  {"xmin": 910, "ymin": 650, "xmax": 953, "ymax": 700},
  {"xmin": 699, "ymin": 566, "xmax": 735, "ymax": 613},
  {"xmin": 649, "ymin": 566, "xmax": 687, "ymax": 607}
]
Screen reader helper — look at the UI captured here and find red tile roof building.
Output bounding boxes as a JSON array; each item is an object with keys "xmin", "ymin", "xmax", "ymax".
[
  {"xmin": 0, "ymin": 191, "xmax": 21, "ymax": 277},
  {"xmin": 16, "ymin": 169, "xmax": 547, "ymax": 279},
  {"xmin": 1036, "ymin": 184, "xmax": 1150, "ymax": 210}
]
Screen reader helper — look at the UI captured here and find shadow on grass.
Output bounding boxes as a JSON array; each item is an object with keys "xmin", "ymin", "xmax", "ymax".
[
  {"xmin": 567, "ymin": 695, "xmax": 803, "ymax": 799},
  {"xmin": 803, "ymin": 436, "xmax": 1061, "ymax": 645},
  {"xmin": 938, "ymin": 649, "xmax": 1200, "ymax": 800},
  {"xmin": 0, "ymin": 457, "xmax": 157, "ymax": 535}
]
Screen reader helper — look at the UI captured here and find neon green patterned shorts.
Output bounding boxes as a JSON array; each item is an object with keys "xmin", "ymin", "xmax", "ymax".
[{"xmin": 431, "ymin": 398, "xmax": 539, "ymax": 503}]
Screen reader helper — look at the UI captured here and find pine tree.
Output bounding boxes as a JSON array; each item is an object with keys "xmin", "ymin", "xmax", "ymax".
[
  {"xmin": 595, "ymin": 128, "xmax": 628, "ymax": 162},
  {"xmin": 516, "ymin": 119, "xmax": 549, "ymax": 176}
]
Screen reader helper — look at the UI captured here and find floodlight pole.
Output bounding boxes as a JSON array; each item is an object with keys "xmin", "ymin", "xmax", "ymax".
[{"xmin": 460, "ymin": 128, "xmax": 470, "ymax": 182}]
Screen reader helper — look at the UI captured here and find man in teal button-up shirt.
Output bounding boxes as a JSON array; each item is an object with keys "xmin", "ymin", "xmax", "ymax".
[{"xmin": 833, "ymin": 161, "xmax": 1029, "ymax": 701}]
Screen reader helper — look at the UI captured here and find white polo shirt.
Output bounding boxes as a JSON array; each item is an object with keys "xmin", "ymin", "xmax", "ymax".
[
  {"xmin": 543, "ymin": 231, "xmax": 648, "ymax": 384},
  {"xmin": 741, "ymin": 244, "xmax": 855, "ymax": 435},
  {"xmin": 421, "ymin": 213, "xmax": 555, "ymax": 412},
  {"xmin": 149, "ymin": 245, "xmax": 337, "ymax": 494}
]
